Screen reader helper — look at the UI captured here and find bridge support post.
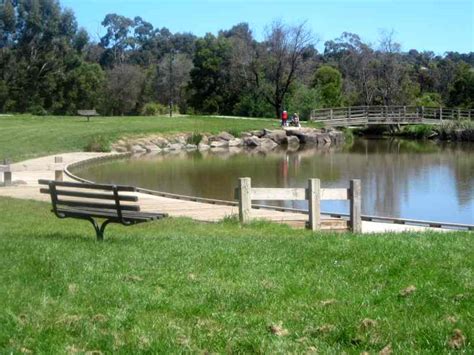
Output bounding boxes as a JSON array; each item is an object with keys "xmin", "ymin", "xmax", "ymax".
[
  {"xmin": 237, "ymin": 177, "xmax": 251, "ymax": 224},
  {"xmin": 307, "ymin": 179, "xmax": 321, "ymax": 231},
  {"xmin": 350, "ymin": 179, "xmax": 362, "ymax": 233}
]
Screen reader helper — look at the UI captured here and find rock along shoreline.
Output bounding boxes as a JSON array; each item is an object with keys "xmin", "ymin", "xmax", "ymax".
[{"xmin": 111, "ymin": 127, "xmax": 345, "ymax": 154}]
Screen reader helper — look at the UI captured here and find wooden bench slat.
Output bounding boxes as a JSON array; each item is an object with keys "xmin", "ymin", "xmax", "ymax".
[
  {"xmin": 56, "ymin": 208, "xmax": 166, "ymax": 222},
  {"xmin": 39, "ymin": 179, "xmax": 136, "ymax": 192},
  {"xmin": 57, "ymin": 199, "xmax": 140, "ymax": 212},
  {"xmin": 40, "ymin": 188, "xmax": 138, "ymax": 202}
]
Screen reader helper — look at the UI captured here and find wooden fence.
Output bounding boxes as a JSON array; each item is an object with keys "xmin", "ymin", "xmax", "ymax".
[
  {"xmin": 311, "ymin": 106, "xmax": 473, "ymax": 125},
  {"xmin": 1, "ymin": 156, "xmax": 64, "ymax": 186},
  {"xmin": 235, "ymin": 177, "xmax": 362, "ymax": 232}
]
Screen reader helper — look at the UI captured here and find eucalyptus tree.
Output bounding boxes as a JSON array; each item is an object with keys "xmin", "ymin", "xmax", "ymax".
[{"xmin": 251, "ymin": 21, "xmax": 314, "ymax": 118}]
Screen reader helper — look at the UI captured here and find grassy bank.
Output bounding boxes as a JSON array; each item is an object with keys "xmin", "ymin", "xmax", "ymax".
[
  {"xmin": 0, "ymin": 115, "xmax": 282, "ymax": 162},
  {"xmin": 0, "ymin": 198, "xmax": 472, "ymax": 353}
]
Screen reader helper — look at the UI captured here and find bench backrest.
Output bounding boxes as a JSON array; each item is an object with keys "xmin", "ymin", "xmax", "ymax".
[
  {"xmin": 38, "ymin": 180, "xmax": 139, "ymax": 220},
  {"xmin": 77, "ymin": 110, "xmax": 98, "ymax": 116}
]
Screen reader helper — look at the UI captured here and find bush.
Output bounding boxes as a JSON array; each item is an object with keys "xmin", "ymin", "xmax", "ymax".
[
  {"xmin": 29, "ymin": 105, "xmax": 48, "ymax": 116},
  {"xmin": 141, "ymin": 103, "xmax": 169, "ymax": 116},
  {"xmin": 437, "ymin": 120, "xmax": 474, "ymax": 141},
  {"xmin": 84, "ymin": 135, "xmax": 111, "ymax": 152},
  {"xmin": 402, "ymin": 125, "xmax": 435, "ymax": 139},
  {"xmin": 186, "ymin": 133, "xmax": 203, "ymax": 145}
]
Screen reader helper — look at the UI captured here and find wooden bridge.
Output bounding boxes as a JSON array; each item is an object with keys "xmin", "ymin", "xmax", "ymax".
[{"xmin": 311, "ymin": 106, "xmax": 473, "ymax": 127}]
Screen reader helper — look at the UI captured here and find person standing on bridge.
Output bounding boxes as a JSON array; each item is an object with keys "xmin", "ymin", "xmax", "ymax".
[{"xmin": 281, "ymin": 110, "xmax": 288, "ymax": 127}]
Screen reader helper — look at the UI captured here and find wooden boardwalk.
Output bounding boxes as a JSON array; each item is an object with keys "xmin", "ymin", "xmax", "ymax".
[
  {"xmin": 311, "ymin": 106, "xmax": 473, "ymax": 127},
  {"xmin": 0, "ymin": 152, "xmax": 457, "ymax": 233}
]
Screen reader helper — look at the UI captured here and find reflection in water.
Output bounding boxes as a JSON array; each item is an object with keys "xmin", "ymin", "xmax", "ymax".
[{"xmin": 74, "ymin": 138, "xmax": 474, "ymax": 224}]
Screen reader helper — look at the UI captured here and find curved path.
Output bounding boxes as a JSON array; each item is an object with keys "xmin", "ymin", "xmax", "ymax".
[{"xmin": 0, "ymin": 152, "xmax": 454, "ymax": 234}]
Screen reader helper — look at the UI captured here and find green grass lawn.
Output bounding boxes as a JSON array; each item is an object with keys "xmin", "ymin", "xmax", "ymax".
[
  {"xmin": 0, "ymin": 198, "xmax": 472, "ymax": 353},
  {"xmin": 0, "ymin": 115, "xmax": 285, "ymax": 162}
]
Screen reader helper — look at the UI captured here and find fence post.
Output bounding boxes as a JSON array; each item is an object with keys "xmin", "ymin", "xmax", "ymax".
[
  {"xmin": 421, "ymin": 106, "xmax": 425, "ymax": 121},
  {"xmin": 439, "ymin": 107, "xmax": 443, "ymax": 122},
  {"xmin": 238, "ymin": 177, "xmax": 251, "ymax": 224},
  {"xmin": 307, "ymin": 178, "xmax": 321, "ymax": 231},
  {"xmin": 54, "ymin": 156, "xmax": 64, "ymax": 181},
  {"xmin": 330, "ymin": 108, "xmax": 333, "ymax": 120},
  {"xmin": 350, "ymin": 179, "xmax": 362, "ymax": 233},
  {"xmin": 2, "ymin": 159, "xmax": 11, "ymax": 186}
]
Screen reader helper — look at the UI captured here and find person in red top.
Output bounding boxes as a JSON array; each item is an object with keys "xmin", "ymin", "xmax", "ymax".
[{"xmin": 281, "ymin": 110, "xmax": 288, "ymax": 127}]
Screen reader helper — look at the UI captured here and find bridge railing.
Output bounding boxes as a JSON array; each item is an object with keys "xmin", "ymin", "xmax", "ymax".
[{"xmin": 311, "ymin": 106, "xmax": 473, "ymax": 123}]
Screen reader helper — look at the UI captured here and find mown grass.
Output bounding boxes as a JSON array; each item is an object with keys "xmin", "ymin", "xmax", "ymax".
[
  {"xmin": 0, "ymin": 198, "xmax": 472, "ymax": 353},
  {"xmin": 0, "ymin": 115, "xmax": 281, "ymax": 162}
]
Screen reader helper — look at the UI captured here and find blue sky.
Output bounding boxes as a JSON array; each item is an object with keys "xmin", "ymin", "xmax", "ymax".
[{"xmin": 61, "ymin": 0, "xmax": 473, "ymax": 54}]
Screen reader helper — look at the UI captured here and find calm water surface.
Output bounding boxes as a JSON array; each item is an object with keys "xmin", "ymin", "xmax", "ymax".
[{"xmin": 74, "ymin": 138, "xmax": 474, "ymax": 224}]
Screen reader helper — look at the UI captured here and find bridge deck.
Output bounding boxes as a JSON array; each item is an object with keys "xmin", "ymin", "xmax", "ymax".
[{"xmin": 311, "ymin": 106, "xmax": 473, "ymax": 127}]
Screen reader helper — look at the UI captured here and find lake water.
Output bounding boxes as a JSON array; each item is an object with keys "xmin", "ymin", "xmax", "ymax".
[{"xmin": 73, "ymin": 138, "xmax": 474, "ymax": 225}]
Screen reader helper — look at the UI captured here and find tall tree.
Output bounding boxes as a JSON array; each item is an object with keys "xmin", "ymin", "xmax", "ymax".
[{"xmin": 252, "ymin": 21, "xmax": 314, "ymax": 118}]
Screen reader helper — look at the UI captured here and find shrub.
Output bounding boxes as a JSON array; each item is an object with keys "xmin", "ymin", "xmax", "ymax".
[
  {"xmin": 142, "ymin": 103, "xmax": 169, "ymax": 116},
  {"xmin": 84, "ymin": 135, "xmax": 111, "ymax": 152},
  {"xmin": 437, "ymin": 120, "xmax": 474, "ymax": 141},
  {"xmin": 186, "ymin": 133, "xmax": 203, "ymax": 145},
  {"xmin": 29, "ymin": 105, "xmax": 48, "ymax": 116},
  {"xmin": 402, "ymin": 125, "xmax": 435, "ymax": 139}
]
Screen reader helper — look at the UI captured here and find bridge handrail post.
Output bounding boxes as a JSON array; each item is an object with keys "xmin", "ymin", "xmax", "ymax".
[
  {"xmin": 440, "ymin": 107, "xmax": 443, "ymax": 122},
  {"xmin": 330, "ymin": 108, "xmax": 333, "ymax": 120},
  {"xmin": 421, "ymin": 106, "xmax": 425, "ymax": 121},
  {"xmin": 237, "ymin": 177, "xmax": 252, "ymax": 224},
  {"xmin": 350, "ymin": 179, "xmax": 362, "ymax": 233},
  {"xmin": 307, "ymin": 179, "xmax": 321, "ymax": 231}
]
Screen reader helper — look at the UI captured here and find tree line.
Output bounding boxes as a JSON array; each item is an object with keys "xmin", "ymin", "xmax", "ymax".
[{"xmin": 0, "ymin": 0, "xmax": 473, "ymax": 119}]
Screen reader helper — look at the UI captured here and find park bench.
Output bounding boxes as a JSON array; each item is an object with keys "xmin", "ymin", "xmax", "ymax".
[
  {"xmin": 38, "ymin": 179, "xmax": 168, "ymax": 241},
  {"xmin": 77, "ymin": 109, "xmax": 99, "ymax": 121}
]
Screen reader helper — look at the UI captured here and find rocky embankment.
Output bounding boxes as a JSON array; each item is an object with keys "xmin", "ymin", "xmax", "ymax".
[{"xmin": 111, "ymin": 128, "xmax": 345, "ymax": 154}]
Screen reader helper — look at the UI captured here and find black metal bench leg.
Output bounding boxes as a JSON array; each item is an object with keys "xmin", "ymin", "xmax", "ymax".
[{"xmin": 87, "ymin": 218, "xmax": 112, "ymax": 241}]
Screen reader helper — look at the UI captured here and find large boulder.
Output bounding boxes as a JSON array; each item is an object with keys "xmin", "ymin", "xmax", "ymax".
[
  {"xmin": 217, "ymin": 131, "xmax": 235, "ymax": 141},
  {"xmin": 131, "ymin": 145, "xmax": 146, "ymax": 154},
  {"xmin": 240, "ymin": 132, "xmax": 253, "ymax": 139},
  {"xmin": 243, "ymin": 136, "xmax": 261, "ymax": 147},
  {"xmin": 285, "ymin": 135, "xmax": 300, "ymax": 147},
  {"xmin": 250, "ymin": 129, "xmax": 265, "ymax": 138},
  {"xmin": 198, "ymin": 143, "xmax": 210, "ymax": 151},
  {"xmin": 151, "ymin": 137, "xmax": 170, "ymax": 148},
  {"xmin": 210, "ymin": 140, "xmax": 229, "ymax": 148},
  {"xmin": 228, "ymin": 138, "xmax": 243, "ymax": 147},
  {"xmin": 290, "ymin": 129, "xmax": 320, "ymax": 144},
  {"xmin": 259, "ymin": 138, "xmax": 279, "ymax": 150},
  {"xmin": 169, "ymin": 143, "xmax": 184, "ymax": 151},
  {"xmin": 264, "ymin": 129, "xmax": 288, "ymax": 144},
  {"xmin": 144, "ymin": 144, "xmax": 161, "ymax": 153}
]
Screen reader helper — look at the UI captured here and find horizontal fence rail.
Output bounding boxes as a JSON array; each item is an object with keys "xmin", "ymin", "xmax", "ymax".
[
  {"xmin": 311, "ymin": 106, "xmax": 473, "ymax": 126},
  {"xmin": 234, "ymin": 177, "xmax": 362, "ymax": 232}
]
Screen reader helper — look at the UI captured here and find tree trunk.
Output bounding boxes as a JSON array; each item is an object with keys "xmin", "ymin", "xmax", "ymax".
[{"xmin": 275, "ymin": 99, "xmax": 282, "ymax": 119}]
